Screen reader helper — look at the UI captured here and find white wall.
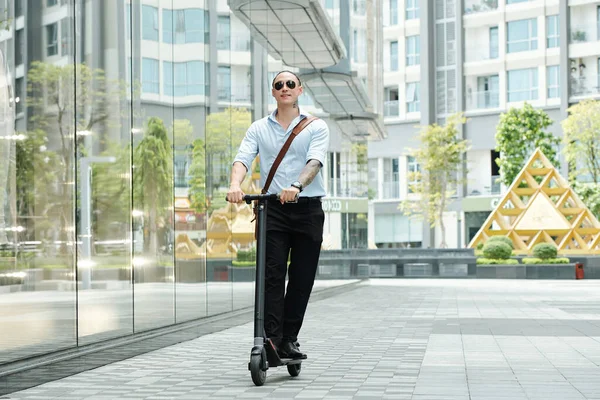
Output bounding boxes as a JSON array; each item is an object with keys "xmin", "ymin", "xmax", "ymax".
[
  {"xmin": 434, "ymin": 211, "xmax": 460, "ymax": 248},
  {"xmin": 323, "ymin": 212, "xmax": 342, "ymax": 250}
]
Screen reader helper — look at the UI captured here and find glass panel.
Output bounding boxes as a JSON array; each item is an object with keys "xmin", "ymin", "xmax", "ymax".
[
  {"xmin": 489, "ymin": 27, "xmax": 498, "ymax": 59},
  {"xmin": 76, "ymin": 0, "xmax": 133, "ymax": 345},
  {"xmin": 142, "ymin": 5, "xmax": 158, "ymax": 41},
  {"xmin": 0, "ymin": 2, "xmax": 76, "ymax": 364},
  {"xmin": 547, "ymin": 65, "xmax": 560, "ymax": 98},
  {"xmin": 133, "ymin": 0, "xmax": 175, "ymax": 332},
  {"xmin": 508, "ymin": 68, "xmax": 538, "ymax": 102},
  {"xmin": 507, "ymin": 19, "xmax": 537, "ymax": 53},
  {"xmin": 174, "ymin": 0, "xmax": 208, "ymax": 323},
  {"xmin": 547, "ymin": 15, "xmax": 559, "ymax": 48},
  {"xmin": 390, "ymin": 41, "xmax": 398, "ymax": 71}
]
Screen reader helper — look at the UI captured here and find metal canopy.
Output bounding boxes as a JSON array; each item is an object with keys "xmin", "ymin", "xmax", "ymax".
[
  {"xmin": 301, "ymin": 71, "xmax": 387, "ymax": 140},
  {"xmin": 228, "ymin": 0, "xmax": 346, "ymax": 69}
]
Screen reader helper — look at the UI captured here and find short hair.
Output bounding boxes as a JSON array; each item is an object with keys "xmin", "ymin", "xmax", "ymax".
[{"xmin": 272, "ymin": 70, "xmax": 302, "ymax": 87}]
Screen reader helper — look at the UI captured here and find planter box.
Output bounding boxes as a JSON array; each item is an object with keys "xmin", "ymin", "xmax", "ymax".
[
  {"xmin": 230, "ymin": 266, "xmax": 256, "ymax": 282},
  {"xmin": 477, "ymin": 264, "xmax": 576, "ymax": 279}
]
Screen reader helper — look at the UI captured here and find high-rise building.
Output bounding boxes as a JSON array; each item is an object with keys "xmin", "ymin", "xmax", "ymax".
[{"xmin": 371, "ymin": 0, "xmax": 600, "ymax": 249}]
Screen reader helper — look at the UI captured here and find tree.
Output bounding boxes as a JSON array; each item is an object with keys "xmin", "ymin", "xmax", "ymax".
[
  {"xmin": 189, "ymin": 107, "xmax": 251, "ymax": 214},
  {"xmin": 26, "ymin": 61, "xmax": 128, "ymax": 253},
  {"xmin": 495, "ymin": 103, "xmax": 559, "ymax": 187},
  {"xmin": 562, "ymin": 99, "xmax": 600, "ymax": 218},
  {"xmin": 133, "ymin": 117, "xmax": 173, "ymax": 255},
  {"xmin": 399, "ymin": 113, "xmax": 470, "ymax": 248}
]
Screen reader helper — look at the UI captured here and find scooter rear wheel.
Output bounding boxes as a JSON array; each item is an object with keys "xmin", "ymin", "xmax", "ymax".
[
  {"xmin": 287, "ymin": 363, "xmax": 301, "ymax": 377},
  {"xmin": 250, "ymin": 354, "xmax": 266, "ymax": 386}
]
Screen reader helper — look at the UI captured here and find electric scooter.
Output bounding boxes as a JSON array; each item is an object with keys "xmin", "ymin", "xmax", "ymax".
[{"xmin": 230, "ymin": 193, "xmax": 303, "ymax": 386}]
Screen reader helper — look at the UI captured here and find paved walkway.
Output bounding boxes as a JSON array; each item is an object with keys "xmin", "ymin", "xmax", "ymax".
[{"xmin": 6, "ymin": 279, "xmax": 600, "ymax": 400}]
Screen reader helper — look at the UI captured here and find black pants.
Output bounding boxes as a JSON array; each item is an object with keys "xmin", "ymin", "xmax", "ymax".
[{"xmin": 264, "ymin": 198, "xmax": 324, "ymax": 346}]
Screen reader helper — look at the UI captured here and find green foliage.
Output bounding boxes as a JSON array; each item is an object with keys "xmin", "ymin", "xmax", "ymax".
[
  {"xmin": 476, "ymin": 258, "xmax": 519, "ymax": 265},
  {"xmin": 189, "ymin": 107, "xmax": 251, "ymax": 213},
  {"xmin": 399, "ymin": 113, "xmax": 470, "ymax": 247},
  {"xmin": 571, "ymin": 182, "xmax": 600, "ymax": 220},
  {"xmin": 487, "ymin": 235, "xmax": 514, "ymax": 249},
  {"xmin": 522, "ymin": 257, "xmax": 570, "ymax": 264},
  {"xmin": 532, "ymin": 243, "xmax": 558, "ymax": 259},
  {"xmin": 133, "ymin": 117, "xmax": 173, "ymax": 254},
  {"xmin": 495, "ymin": 103, "xmax": 559, "ymax": 187},
  {"xmin": 236, "ymin": 247, "xmax": 256, "ymax": 262},
  {"xmin": 232, "ymin": 261, "xmax": 256, "ymax": 267},
  {"xmin": 482, "ymin": 242, "xmax": 512, "ymax": 260},
  {"xmin": 476, "ymin": 242, "xmax": 484, "ymax": 250}
]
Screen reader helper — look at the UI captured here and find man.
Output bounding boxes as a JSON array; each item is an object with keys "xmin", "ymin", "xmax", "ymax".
[{"xmin": 227, "ymin": 71, "xmax": 329, "ymax": 359}]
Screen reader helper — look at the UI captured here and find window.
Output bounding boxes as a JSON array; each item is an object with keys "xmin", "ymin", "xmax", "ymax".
[
  {"xmin": 406, "ymin": 82, "xmax": 420, "ymax": 113},
  {"xmin": 477, "ymin": 75, "xmax": 499, "ymax": 108},
  {"xmin": 406, "ymin": 0, "xmax": 419, "ymax": 20},
  {"xmin": 384, "ymin": 87, "xmax": 399, "ymax": 117},
  {"xmin": 142, "ymin": 5, "xmax": 158, "ymax": 41},
  {"xmin": 217, "ymin": 16, "xmax": 230, "ymax": 50},
  {"xmin": 407, "ymin": 156, "xmax": 420, "ymax": 193},
  {"xmin": 47, "ymin": 0, "xmax": 57, "ymax": 6},
  {"xmin": 325, "ymin": 0, "xmax": 334, "ymax": 9},
  {"xmin": 15, "ymin": 0, "xmax": 23, "ymax": 17},
  {"xmin": 142, "ymin": 58, "xmax": 159, "ymax": 94},
  {"xmin": 547, "ymin": 15, "xmax": 559, "ymax": 48},
  {"xmin": 390, "ymin": 0, "xmax": 398, "ymax": 25},
  {"xmin": 164, "ymin": 61, "xmax": 205, "ymax": 97},
  {"xmin": 406, "ymin": 36, "xmax": 420, "ymax": 66},
  {"xmin": 353, "ymin": 0, "xmax": 366, "ymax": 15},
  {"xmin": 390, "ymin": 41, "xmax": 398, "ymax": 71},
  {"xmin": 15, "ymin": 29, "xmax": 23, "ymax": 65},
  {"xmin": 163, "ymin": 8, "xmax": 206, "ymax": 44},
  {"xmin": 382, "ymin": 158, "xmax": 400, "ymax": 199},
  {"xmin": 547, "ymin": 65, "xmax": 559, "ymax": 99},
  {"xmin": 507, "ymin": 68, "xmax": 538, "ymax": 102},
  {"xmin": 489, "ymin": 27, "xmax": 499, "ymax": 59},
  {"xmin": 15, "ymin": 77, "xmax": 23, "ymax": 115},
  {"xmin": 507, "ymin": 18, "xmax": 537, "ymax": 53},
  {"xmin": 61, "ymin": 18, "xmax": 70, "ymax": 56},
  {"xmin": 46, "ymin": 23, "xmax": 58, "ymax": 56},
  {"xmin": 507, "ymin": 0, "xmax": 528, "ymax": 3},
  {"xmin": 218, "ymin": 66, "xmax": 231, "ymax": 100}
]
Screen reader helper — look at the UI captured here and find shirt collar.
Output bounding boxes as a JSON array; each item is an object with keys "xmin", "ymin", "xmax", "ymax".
[{"xmin": 268, "ymin": 107, "xmax": 310, "ymax": 124}]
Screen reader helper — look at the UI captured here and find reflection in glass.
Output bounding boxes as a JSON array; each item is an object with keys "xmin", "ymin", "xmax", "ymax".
[{"xmin": 76, "ymin": 0, "xmax": 133, "ymax": 345}]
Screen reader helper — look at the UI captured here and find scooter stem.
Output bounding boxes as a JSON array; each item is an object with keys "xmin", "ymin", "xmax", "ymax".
[{"xmin": 254, "ymin": 199, "xmax": 268, "ymax": 342}]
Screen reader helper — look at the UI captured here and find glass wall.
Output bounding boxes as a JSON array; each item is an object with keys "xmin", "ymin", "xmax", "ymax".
[{"xmin": 0, "ymin": 0, "xmax": 265, "ymax": 366}]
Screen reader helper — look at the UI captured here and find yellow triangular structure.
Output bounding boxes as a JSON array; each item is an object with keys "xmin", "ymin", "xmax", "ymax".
[{"xmin": 469, "ymin": 148, "xmax": 600, "ymax": 254}]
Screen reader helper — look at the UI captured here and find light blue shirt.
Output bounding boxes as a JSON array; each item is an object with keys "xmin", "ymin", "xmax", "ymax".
[{"xmin": 233, "ymin": 109, "xmax": 330, "ymax": 198}]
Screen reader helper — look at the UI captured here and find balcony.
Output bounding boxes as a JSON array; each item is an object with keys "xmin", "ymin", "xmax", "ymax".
[
  {"xmin": 382, "ymin": 181, "xmax": 400, "ymax": 199},
  {"xmin": 570, "ymin": 24, "xmax": 600, "ymax": 44},
  {"xmin": 468, "ymin": 175, "xmax": 501, "ymax": 196},
  {"xmin": 570, "ymin": 80, "xmax": 600, "ymax": 99},
  {"xmin": 384, "ymin": 100, "xmax": 399, "ymax": 117},
  {"xmin": 218, "ymin": 37, "xmax": 252, "ymax": 52},
  {"xmin": 228, "ymin": 0, "xmax": 346, "ymax": 69},
  {"xmin": 466, "ymin": 90, "xmax": 499, "ymax": 111},
  {"xmin": 464, "ymin": 0, "xmax": 498, "ymax": 14}
]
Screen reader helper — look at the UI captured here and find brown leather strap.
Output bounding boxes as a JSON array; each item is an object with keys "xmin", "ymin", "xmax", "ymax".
[{"xmin": 261, "ymin": 116, "xmax": 318, "ymax": 194}]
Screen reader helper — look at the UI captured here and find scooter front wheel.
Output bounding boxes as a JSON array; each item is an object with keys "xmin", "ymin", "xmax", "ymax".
[
  {"xmin": 250, "ymin": 354, "xmax": 267, "ymax": 386},
  {"xmin": 287, "ymin": 363, "xmax": 301, "ymax": 377}
]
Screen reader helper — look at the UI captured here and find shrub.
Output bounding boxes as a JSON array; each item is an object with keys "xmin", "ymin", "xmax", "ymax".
[
  {"xmin": 482, "ymin": 242, "xmax": 512, "ymax": 260},
  {"xmin": 476, "ymin": 242, "xmax": 484, "ymax": 251},
  {"xmin": 522, "ymin": 257, "xmax": 570, "ymax": 265},
  {"xmin": 532, "ymin": 243, "xmax": 558, "ymax": 260},
  {"xmin": 487, "ymin": 236, "xmax": 514, "ymax": 249},
  {"xmin": 236, "ymin": 248, "xmax": 256, "ymax": 262},
  {"xmin": 232, "ymin": 260, "xmax": 256, "ymax": 267},
  {"xmin": 476, "ymin": 258, "xmax": 519, "ymax": 265}
]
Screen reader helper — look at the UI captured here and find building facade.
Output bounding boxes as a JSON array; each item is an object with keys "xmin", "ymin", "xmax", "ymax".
[
  {"xmin": 0, "ymin": 0, "xmax": 384, "ymax": 370},
  {"xmin": 370, "ymin": 0, "xmax": 600, "ymax": 248}
]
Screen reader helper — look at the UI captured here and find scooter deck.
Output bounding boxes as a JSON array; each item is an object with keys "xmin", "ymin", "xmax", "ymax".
[{"xmin": 265, "ymin": 339, "xmax": 305, "ymax": 368}]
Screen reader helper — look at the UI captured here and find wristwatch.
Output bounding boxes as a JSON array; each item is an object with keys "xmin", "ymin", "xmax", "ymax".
[{"xmin": 291, "ymin": 181, "xmax": 303, "ymax": 192}]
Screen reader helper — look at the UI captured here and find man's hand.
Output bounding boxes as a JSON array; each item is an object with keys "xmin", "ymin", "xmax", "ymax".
[
  {"xmin": 280, "ymin": 187, "xmax": 300, "ymax": 204},
  {"xmin": 226, "ymin": 184, "xmax": 245, "ymax": 203}
]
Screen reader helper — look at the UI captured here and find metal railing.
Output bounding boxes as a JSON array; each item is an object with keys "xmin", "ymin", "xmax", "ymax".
[
  {"xmin": 464, "ymin": 0, "xmax": 498, "ymax": 14},
  {"xmin": 382, "ymin": 181, "xmax": 400, "ymax": 199},
  {"xmin": 466, "ymin": 90, "xmax": 499, "ymax": 110},
  {"xmin": 384, "ymin": 100, "xmax": 399, "ymax": 117},
  {"xmin": 468, "ymin": 175, "xmax": 501, "ymax": 196},
  {"xmin": 570, "ymin": 82, "xmax": 600, "ymax": 98},
  {"xmin": 570, "ymin": 24, "xmax": 600, "ymax": 43}
]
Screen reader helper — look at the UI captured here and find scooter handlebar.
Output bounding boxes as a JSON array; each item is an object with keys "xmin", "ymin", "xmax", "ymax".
[{"xmin": 225, "ymin": 193, "xmax": 280, "ymax": 204}]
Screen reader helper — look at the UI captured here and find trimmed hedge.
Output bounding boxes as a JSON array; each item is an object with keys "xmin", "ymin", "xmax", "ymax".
[
  {"xmin": 482, "ymin": 242, "xmax": 512, "ymax": 260},
  {"xmin": 487, "ymin": 236, "xmax": 514, "ymax": 249},
  {"xmin": 477, "ymin": 258, "xmax": 519, "ymax": 265},
  {"xmin": 522, "ymin": 257, "xmax": 570, "ymax": 265},
  {"xmin": 532, "ymin": 243, "xmax": 558, "ymax": 259},
  {"xmin": 232, "ymin": 261, "xmax": 256, "ymax": 267}
]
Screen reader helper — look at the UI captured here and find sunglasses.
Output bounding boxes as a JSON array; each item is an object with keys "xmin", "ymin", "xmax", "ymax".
[{"xmin": 273, "ymin": 80, "xmax": 297, "ymax": 91}]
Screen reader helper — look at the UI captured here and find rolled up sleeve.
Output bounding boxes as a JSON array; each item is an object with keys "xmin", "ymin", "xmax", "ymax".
[
  {"xmin": 233, "ymin": 124, "xmax": 259, "ymax": 172},
  {"xmin": 306, "ymin": 120, "xmax": 329, "ymax": 166}
]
